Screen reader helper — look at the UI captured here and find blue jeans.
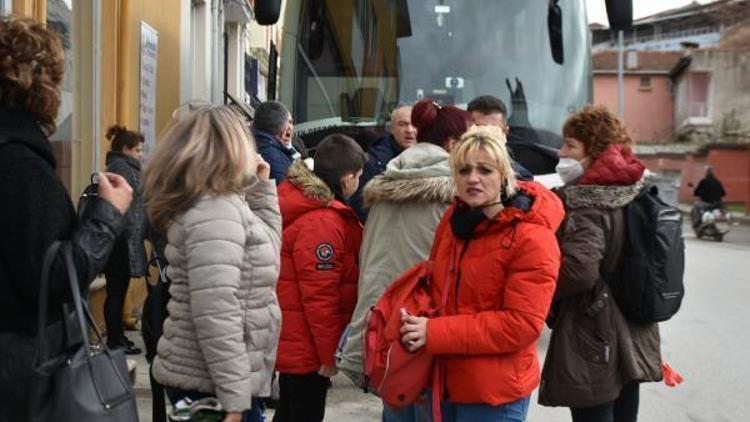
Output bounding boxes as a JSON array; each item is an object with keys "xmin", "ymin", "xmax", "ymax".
[
  {"xmin": 383, "ymin": 394, "xmax": 530, "ymax": 422},
  {"xmin": 439, "ymin": 396, "xmax": 530, "ymax": 422},
  {"xmin": 382, "ymin": 402, "xmax": 429, "ymax": 422},
  {"xmin": 165, "ymin": 387, "xmax": 266, "ymax": 422}
]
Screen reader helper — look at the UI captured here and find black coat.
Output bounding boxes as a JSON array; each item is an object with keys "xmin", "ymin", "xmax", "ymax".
[
  {"xmin": 0, "ymin": 108, "xmax": 126, "ymax": 420},
  {"xmin": 106, "ymin": 151, "xmax": 147, "ymax": 276},
  {"xmin": 349, "ymin": 133, "xmax": 403, "ymax": 221},
  {"xmin": 694, "ymin": 175, "xmax": 726, "ymax": 204}
]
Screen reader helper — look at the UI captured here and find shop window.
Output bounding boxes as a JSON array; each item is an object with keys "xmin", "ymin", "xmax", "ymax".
[
  {"xmin": 47, "ymin": 0, "xmax": 76, "ymax": 192},
  {"xmin": 244, "ymin": 54, "xmax": 261, "ymax": 108},
  {"xmin": 1, "ymin": 0, "xmax": 12, "ymax": 14}
]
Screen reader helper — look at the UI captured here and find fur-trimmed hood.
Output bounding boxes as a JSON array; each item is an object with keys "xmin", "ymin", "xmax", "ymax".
[
  {"xmin": 286, "ymin": 159, "xmax": 333, "ymax": 203},
  {"xmin": 279, "ymin": 160, "xmax": 356, "ymax": 227},
  {"xmin": 558, "ymin": 180, "xmax": 644, "ymax": 209},
  {"xmin": 363, "ymin": 143, "xmax": 454, "ymax": 208}
]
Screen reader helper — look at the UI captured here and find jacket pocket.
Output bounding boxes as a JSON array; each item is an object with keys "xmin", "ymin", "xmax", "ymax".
[{"xmin": 575, "ymin": 329, "xmax": 610, "ymax": 365}]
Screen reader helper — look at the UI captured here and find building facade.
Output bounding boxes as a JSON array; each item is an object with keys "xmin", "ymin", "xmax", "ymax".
[
  {"xmin": 593, "ymin": 50, "xmax": 682, "ymax": 143},
  {"xmin": 4, "ymin": 0, "xmax": 282, "ymax": 329}
]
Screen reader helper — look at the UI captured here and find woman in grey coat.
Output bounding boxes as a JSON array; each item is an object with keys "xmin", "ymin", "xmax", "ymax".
[
  {"xmin": 103, "ymin": 125, "xmax": 148, "ymax": 354},
  {"xmin": 144, "ymin": 105, "xmax": 282, "ymax": 422}
]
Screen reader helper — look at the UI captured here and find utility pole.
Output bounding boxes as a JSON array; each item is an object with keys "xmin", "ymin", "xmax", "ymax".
[{"xmin": 617, "ymin": 30, "xmax": 624, "ymax": 118}]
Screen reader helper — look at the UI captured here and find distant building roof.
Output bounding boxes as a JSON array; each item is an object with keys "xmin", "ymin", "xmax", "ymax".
[
  {"xmin": 591, "ymin": 0, "xmax": 749, "ymax": 51},
  {"xmin": 634, "ymin": 0, "xmax": 750, "ymax": 25},
  {"xmin": 593, "ymin": 51, "xmax": 684, "ymax": 73},
  {"xmin": 720, "ymin": 19, "xmax": 750, "ymax": 49}
]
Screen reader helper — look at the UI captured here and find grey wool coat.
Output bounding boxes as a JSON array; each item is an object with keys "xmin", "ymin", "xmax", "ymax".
[
  {"xmin": 152, "ymin": 178, "xmax": 282, "ymax": 413},
  {"xmin": 338, "ymin": 142, "xmax": 455, "ymax": 384}
]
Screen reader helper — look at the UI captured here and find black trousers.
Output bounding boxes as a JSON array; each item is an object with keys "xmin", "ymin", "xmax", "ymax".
[
  {"xmin": 570, "ymin": 382, "xmax": 640, "ymax": 422},
  {"xmin": 272, "ymin": 372, "xmax": 329, "ymax": 422},
  {"xmin": 104, "ymin": 237, "xmax": 131, "ymax": 347}
]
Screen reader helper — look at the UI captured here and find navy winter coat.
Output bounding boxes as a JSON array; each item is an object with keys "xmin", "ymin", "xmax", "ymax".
[
  {"xmin": 253, "ymin": 129, "xmax": 295, "ymax": 185},
  {"xmin": 350, "ymin": 134, "xmax": 403, "ymax": 221}
]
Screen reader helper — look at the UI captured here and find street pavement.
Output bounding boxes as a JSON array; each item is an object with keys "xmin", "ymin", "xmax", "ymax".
[{"xmin": 133, "ymin": 222, "xmax": 750, "ymax": 421}]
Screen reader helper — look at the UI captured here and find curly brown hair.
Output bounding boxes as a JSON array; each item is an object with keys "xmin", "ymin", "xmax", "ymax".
[
  {"xmin": 562, "ymin": 105, "xmax": 634, "ymax": 159},
  {"xmin": 0, "ymin": 16, "xmax": 64, "ymax": 134}
]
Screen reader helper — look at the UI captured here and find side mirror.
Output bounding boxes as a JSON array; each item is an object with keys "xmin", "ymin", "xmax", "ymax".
[
  {"xmin": 254, "ymin": 0, "xmax": 282, "ymax": 25},
  {"xmin": 605, "ymin": 0, "xmax": 633, "ymax": 31},
  {"xmin": 548, "ymin": 0, "xmax": 564, "ymax": 65}
]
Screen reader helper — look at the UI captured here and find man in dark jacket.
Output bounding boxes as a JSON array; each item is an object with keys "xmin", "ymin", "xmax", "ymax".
[
  {"xmin": 350, "ymin": 105, "xmax": 417, "ymax": 221},
  {"xmin": 468, "ymin": 95, "xmax": 534, "ymax": 181},
  {"xmin": 694, "ymin": 166, "xmax": 726, "ymax": 204},
  {"xmin": 253, "ymin": 101, "xmax": 298, "ymax": 185}
]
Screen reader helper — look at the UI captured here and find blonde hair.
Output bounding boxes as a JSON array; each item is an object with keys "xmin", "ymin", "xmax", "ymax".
[
  {"xmin": 451, "ymin": 125, "xmax": 517, "ymax": 198},
  {"xmin": 143, "ymin": 105, "xmax": 257, "ymax": 232}
]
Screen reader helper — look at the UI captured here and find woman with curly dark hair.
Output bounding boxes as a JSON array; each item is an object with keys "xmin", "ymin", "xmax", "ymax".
[
  {"xmin": 0, "ymin": 16, "xmax": 133, "ymax": 421},
  {"xmin": 103, "ymin": 125, "xmax": 147, "ymax": 354},
  {"xmin": 539, "ymin": 105, "xmax": 662, "ymax": 422}
]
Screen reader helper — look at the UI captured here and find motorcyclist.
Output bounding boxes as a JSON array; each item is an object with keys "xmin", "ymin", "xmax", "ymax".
[
  {"xmin": 692, "ymin": 166, "xmax": 729, "ymax": 237},
  {"xmin": 694, "ymin": 166, "xmax": 726, "ymax": 205}
]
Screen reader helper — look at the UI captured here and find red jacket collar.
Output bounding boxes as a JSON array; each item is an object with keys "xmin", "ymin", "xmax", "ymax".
[{"xmin": 578, "ymin": 144, "xmax": 645, "ymax": 186}]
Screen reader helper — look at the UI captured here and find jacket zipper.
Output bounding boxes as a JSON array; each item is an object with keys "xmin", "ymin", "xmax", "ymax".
[{"xmin": 453, "ymin": 242, "xmax": 470, "ymax": 312}]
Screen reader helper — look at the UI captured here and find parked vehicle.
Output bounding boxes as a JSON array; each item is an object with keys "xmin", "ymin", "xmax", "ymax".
[{"xmin": 278, "ymin": 0, "xmax": 632, "ymax": 174}]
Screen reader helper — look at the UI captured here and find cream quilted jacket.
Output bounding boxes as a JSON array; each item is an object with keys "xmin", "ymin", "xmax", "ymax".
[{"xmin": 153, "ymin": 178, "xmax": 282, "ymax": 412}]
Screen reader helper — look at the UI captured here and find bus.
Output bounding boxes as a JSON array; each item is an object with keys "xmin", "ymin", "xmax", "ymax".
[{"xmin": 277, "ymin": 0, "xmax": 630, "ymax": 173}]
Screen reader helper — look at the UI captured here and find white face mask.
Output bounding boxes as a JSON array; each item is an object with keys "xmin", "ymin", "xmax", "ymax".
[{"xmin": 556, "ymin": 158, "xmax": 586, "ymax": 184}]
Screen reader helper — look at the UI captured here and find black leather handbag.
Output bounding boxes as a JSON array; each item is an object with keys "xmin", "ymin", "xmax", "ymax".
[{"xmin": 28, "ymin": 241, "xmax": 139, "ymax": 421}]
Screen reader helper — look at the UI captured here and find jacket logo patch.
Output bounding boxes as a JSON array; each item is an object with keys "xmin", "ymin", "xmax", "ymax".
[{"xmin": 315, "ymin": 243, "xmax": 334, "ymax": 262}]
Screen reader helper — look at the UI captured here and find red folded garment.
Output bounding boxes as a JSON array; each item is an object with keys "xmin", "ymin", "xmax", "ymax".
[{"xmin": 662, "ymin": 362, "xmax": 684, "ymax": 387}]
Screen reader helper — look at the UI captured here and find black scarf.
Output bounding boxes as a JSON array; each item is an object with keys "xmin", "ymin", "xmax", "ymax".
[{"xmin": 450, "ymin": 190, "xmax": 522, "ymax": 240}]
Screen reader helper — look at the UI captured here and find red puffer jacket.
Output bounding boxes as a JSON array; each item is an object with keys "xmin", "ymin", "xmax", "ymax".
[
  {"xmin": 275, "ymin": 161, "xmax": 362, "ymax": 374},
  {"xmin": 426, "ymin": 181, "xmax": 564, "ymax": 405}
]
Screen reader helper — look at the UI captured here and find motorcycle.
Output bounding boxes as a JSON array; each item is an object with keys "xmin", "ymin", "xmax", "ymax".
[{"xmin": 691, "ymin": 201, "xmax": 732, "ymax": 241}]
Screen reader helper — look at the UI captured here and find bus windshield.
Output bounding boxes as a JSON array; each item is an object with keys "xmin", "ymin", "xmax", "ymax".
[{"xmin": 280, "ymin": 0, "xmax": 591, "ymax": 149}]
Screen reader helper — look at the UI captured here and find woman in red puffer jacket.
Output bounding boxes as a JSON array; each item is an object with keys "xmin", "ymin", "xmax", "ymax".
[
  {"xmin": 400, "ymin": 126, "xmax": 563, "ymax": 421},
  {"xmin": 274, "ymin": 134, "xmax": 367, "ymax": 422}
]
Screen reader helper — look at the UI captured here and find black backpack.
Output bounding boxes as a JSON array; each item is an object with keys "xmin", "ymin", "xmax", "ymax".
[
  {"xmin": 77, "ymin": 173, "xmax": 100, "ymax": 219},
  {"xmin": 607, "ymin": 185, "xmax": 685, "ymax": 323}
]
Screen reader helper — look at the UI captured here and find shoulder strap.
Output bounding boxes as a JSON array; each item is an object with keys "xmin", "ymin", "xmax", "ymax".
[{"xmin": 601, "ymin": 206, "xmax": 626, "ymax": 276}]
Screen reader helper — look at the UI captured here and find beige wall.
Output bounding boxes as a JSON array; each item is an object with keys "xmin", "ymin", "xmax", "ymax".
[
  {"xmin": 594, "ymin": 73, "xmax": 675, "ymax": 143},
  {"xmin": 118, "ymin": 0, "xmax": 182, "ymax": 143},
  {"xmin": 677, "ymin": 49, "xmax": 750, "ymax": 134}
]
